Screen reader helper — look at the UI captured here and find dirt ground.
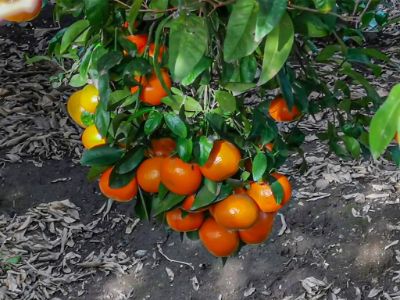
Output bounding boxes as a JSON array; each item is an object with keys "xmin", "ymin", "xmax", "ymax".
[{"xmin": 1, "ymin": 4, "xmax": 400, "ymax": 300}]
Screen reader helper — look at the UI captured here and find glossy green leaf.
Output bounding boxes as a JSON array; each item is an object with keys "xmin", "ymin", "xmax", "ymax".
[
  {"xmin": 164, "ymin": 113, "xmax": 188, "ymax": 138},
  {"xmin": 192, "ymin": 180, "xmax": 219, "ymax": 210},
  {"xmin": 181, "ymin": 56, "xmax": 213, "ymax": 86},
  {"xmin": 114, "ymin": 147, "xmax": 145, "ymax": 174},
  {"xmin": 255, "ymin": 0, "xmax": 288, "ymax": 42},
  {"xmin": 198, "ymin": 136, "xmax": 213, "ymax": 166},
  {"xmin": 252, "ymin": 152, "xmax": 267, "ymax": 181},
  {"xmin": 215, "ymin": 91, "xmax": 237, "ymax": 113},
  {"xmin": 168, "ymin": 14, "xmax": 208, "ymax": 81},
  {"xmin": 144, "ymin": 111, "xmax": 163, "ymax": 135},
  {"xmin": 152, "ymin": 193, "xmax": 186, "ymax": 216},
  {"xmin": 60, "ymin": 20, "xmax": 90, "ymax": 54},
  {"xmin": 313, "ymin": 0, "xmax": 336, "ymax": 13},
  {"xmin": 84, "ymin": 0, "xmax": 109, "ymax": 30},
  {"xmin": 110, "ymin": 169, "xmax": 136, "ymax": 189},
  {"xmin": 369, "ymin": 84, "xmax": 400, "ymax": 159},
  {"xmin": 270, "ymin": 178, "xmax": 284, "ymax": 205},
  {"xmin": 342, "ymin": 136, "xmax": 361, "ymax": 158},
  {"xmin": 223, "ymin": 0, "xmax": 260, "ymax": 62},
  {"xmin": 177, "ymin": 138, "xmax": 193, "ymax": 162},
  {"xmin": 81, "ymin": 146, "xmax": 123, "ymax": 166},
  {"xmin": 259, "ymin": 13, "xmax": 294, "ymax": 85}
]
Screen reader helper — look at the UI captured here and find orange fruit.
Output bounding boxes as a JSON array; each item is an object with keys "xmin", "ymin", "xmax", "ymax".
[
  {"xmin": 81, "ymin": 125, "xmax": 106, "ymax": 149},
  {"xmin": 199, "ymin": 218, "xmax": 240, "ymax": 257},
  {"xmin": 99, "ymin": 168, "xmax": 138, "ymax": 202},
  {"xmin": 131, "ymin": 69, "xmax": 172, "ymax": 106},
  {"xmin": 2, "ymin": 0, "xmax": 42, "ymax": 22},
  {"xmin": 239, "ymin": 211, "xmax": 276, "ymax": 244},
  {"xmin": 166, "ymin": 208, "xmax": 204, "ymax": 232},
  {"xmin": 200, "ymin": 140, "xmax": 241, "ymax": 182},
  {"xmin": 181, "ymin": 194, "xmax": 208, "ymax": 212},
  {"xmin": 67, "ymin": 85, "xmax": 99, "ymax": 128},
  {"xmin": 79, "ymin": 84, "xmax": 99, "ymax": 113},
  {"xmin": 147, "ymin": 137, "xmax": 176, "ymax": 157},
  {"xmin": 149, "ymin": 43, "xmax": 166, "ymax": 62},
  {"xmin": 136, "ymin": 157, "xmax": 163, "ymax": 193},
  {"xmin": 212, "ymin": 194, "xmax": 259, "ymax": 230},
  {"xmin": 160, "ymin": 157, "xmax": 202, "ymax": 195},
  {"xmin": 126, "ymin": 34, "xmax": 148, "ymax": 54},
  {"xmin": 247, "ymin": 173, "xmax": 291, "ymax": 213},
  {"xmin": 269, "ymin": 96, "xmax": 300, "ymax": 122},
  {"xmin": 234, "ymin": 187, "xmax": 247, "ymax": 194},
  {"xmin": 265, "ymin": 143, "xmax": 274, "ymax": 151}
]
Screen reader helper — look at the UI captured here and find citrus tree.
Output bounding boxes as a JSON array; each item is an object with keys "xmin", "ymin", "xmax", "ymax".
[{"xmin": 5, "ymin": 0, "xmax": 400, "ymax": 257}]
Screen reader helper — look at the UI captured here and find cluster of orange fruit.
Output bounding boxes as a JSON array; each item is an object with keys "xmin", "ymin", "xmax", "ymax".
[
  {"xmin": 96, "ymin": 138, "xmax": 292, "ymax": 257},
  {"xmin": 0, "ymin": 0, "xmax": 42, "ymax": 22},
  {"xmin": 124, "ymin": 30, "xmax": 172, "ymax": 106}
]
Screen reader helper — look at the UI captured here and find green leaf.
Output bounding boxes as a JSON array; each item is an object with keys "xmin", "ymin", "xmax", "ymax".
[
  {"xmin": 168, "ymin": 14, "xmax": 208, "ymax": 81},
  {"xmin": 162, "ymin": 95, "xmax": 202, "ymax": 113},
  {"xmin": 293, "ymin": 13, "xmax": 331, "ymax": 38},
  {"xmin": 87, "ymin": 165, "xmax": 109, "ymax": 181},
  {"xmin": 223, "ymin": 0, "xmax": 260, "ymax": 62},
  {"xmin": 313, "ymin": 0, "xmax": 336, "ymax": 13},
  {"xmin": 114, "ymin": 147, "xmax": 145, "ymax": 174},
  {"xmin": 255, "ymin": 0, "xmax": 288, "ymax": 42},
  {"xmin": 240, "ymin": 55, "xmax": 257, "ymax": 83},
  {"xmin": 342, "ymin": 136, "xmax": 361, "ymax": 158},
  {"xmin": 164, "ymin": 113, "xmax": 188, "ymax": 138},
  {"xmin": 6, "ymin": 256, "xmax": 21, "ymax": 265},
  {"xmin": 177, "ymin": 138, "xmax": 193, "ymax": 162},
  {"xmin": 81, "ymin": 146, "xmax": 123, "ymax": 166},
  {"xmin": 252, "ymin": 152, "xmax": 267, "ymax": 181},
  {"xmin": 192, "ymin": 180, "xmax": 219, "ymax": 210},
  {"xmin": 181, "ymin": 56, "xmax": 213, "ymax": 86},
  {"xmin": 215, "ymin": 91, "xmax": 237, "ymax": 113},
  {"xmin": 109, "ymin": 169, "xmax": 136, "ymax": 189},
  {"xmin": 84, "ymin": 0, "xmax": 109, "ymax": 30},
  {"xmin": 316, "ymin": 44, "xmax": 341, "ymax": 62},
  {"xmin": 127, "ymin": 0, "xmax": 144, "ymax": 32},
  {"xmin": 186, "ymin": 230, "xmax": 199, "ymax": 240},
  {"xmin": 25, "ymin": 55, "xmax": 52, "ymax": 65},
  {"xmin": 197, "ymin": 136, "xmax": 213, "ymax": 166},
  {"xmin": 152, "ymin": 193, "xmax": 186, "ymax": 216},
  {"xmin": 97, "ymin": 51, "xmax": 123, "ymax": 75},
  {"xmin": 60, "ymin": 20, "xmax": 90, "ymax": 54},
  {"xmin": 369, "ymin": 84, "xmax": 400, "ymax": 159},
  {"xmin": 270, "ymin": 178, "xmax": 284, "ymax": 205},
  {"xmin": 341, "ymin": 64, "xmax": 381, "ymax": 104},
  {"xmin": 259, "ymin": 13, "xmax": 294, "ymax": 85},
  {"xmin": 144, "ymin": 111, "xmax": 163, "ymax": 135},
  {"xmin": 69, "ymin": 74, "xmax": 87, "ymax": 87}
]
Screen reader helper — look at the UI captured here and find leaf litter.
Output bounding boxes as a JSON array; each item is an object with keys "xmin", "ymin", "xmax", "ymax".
[{"xmin": 0, "ymin": 200, "xmax": 141, "ymax": 299}]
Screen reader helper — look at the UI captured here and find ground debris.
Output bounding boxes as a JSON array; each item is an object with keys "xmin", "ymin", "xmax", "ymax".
[{"xmin": 0, "ymin": 200, "xmax": 139, "ymax": 299}]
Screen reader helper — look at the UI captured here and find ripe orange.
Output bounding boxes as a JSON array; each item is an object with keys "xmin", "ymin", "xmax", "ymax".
[
  {"xmin": 136, "ymin": 157, "xmax": 163, "ymax": 193},
  {"xmin": 265, "ymin": 143, "xmax": 274, "ymax": 151},
  {"xmin": 99, "ymin": 168, "xmax": 138, "ymax": 202},
  {"xmin": 269, "ymin": 96, "xmax": 300, "ymax": 122},
  {"xmin": 181, "ymin": 194, "xmax": 208, "ymax": 212},
  {"xmin": 81, "ymin": 125, "xmax": 106, "ymax": 149},
  {"xmin": 199, "ymin": 218, "xmax": 240, "ymax": 257},
  {"xmin": 239, "ymin": 211, "xmax": 276, "ymax": 244},
  {"xmin": 131, "ymin": 69, "xmax": 172, "ymax": 106},
  {"xmin": 67, "ymin": 90, "xmax": 85, "ymax": 127},
  {"xmin": 2, "ymin": 0, "xmax": 42, "ymax": 22},
  {"xmin": 166, "ymin": 208, "xmax": 204, "ymax": 232},
  {"xmin": 247, "ymin": 173, "xmax": 291, "ymax": 212},
  {"xmin": 233, "ymin": 187, "xmax": 247, "ymax": 194},
  {"xmin": 212, "ymin": 194, "xmax": 259, "ymax": 230},
  {"xmin": 67, "ymin": 85, "xmax": 99, "ymax": 128},
  {"xmin": 126, "ymin": 34, "xmax": 148, "ymax": 54},
  {"xmin": 147, "ymin": 137, "xmax": 176, "ymax": 157},
  {"xmin": 200, "ymin": 140, "xmax": 241, "ymax": 181},
  {"xmin": 80, "ymin": 84, "xmax": 99, "ymax": 113},
  {"xmin": 160, "ymin": 157, "xmax": 202, "ymax": 195},
  {"xmin": 149, "ymin": 43, "xmax": 166, "ymax": 63}
]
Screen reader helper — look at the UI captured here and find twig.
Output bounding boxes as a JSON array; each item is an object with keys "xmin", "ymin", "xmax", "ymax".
[
  {"xmin": 156, "ymin": 244, "xmax": 194, "ymax": 270},
  {"xmin": 288, "ymin": 4, "xmax": 358, "ymax": 23}
]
